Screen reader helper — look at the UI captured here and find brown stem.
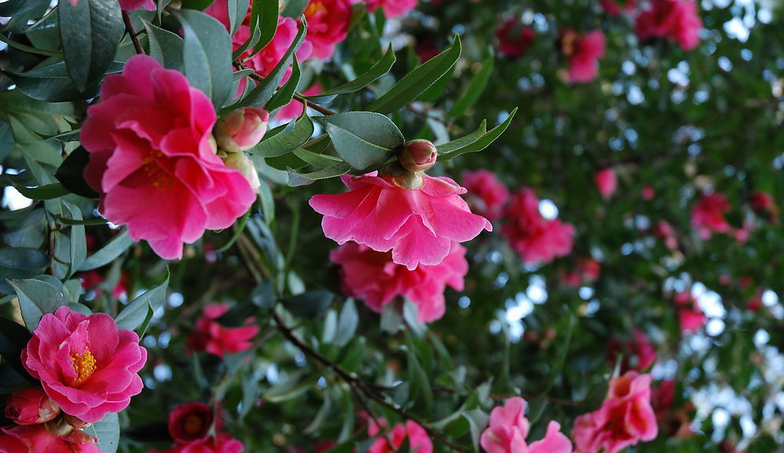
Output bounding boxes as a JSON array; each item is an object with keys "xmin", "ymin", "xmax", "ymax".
[
  {"xmin": 122, "ymin": 11, "xmax": 145, "ymax": 55},
  {"xmin": 293, "ymin": 93, "xmax": 337, "ymax": 116}
]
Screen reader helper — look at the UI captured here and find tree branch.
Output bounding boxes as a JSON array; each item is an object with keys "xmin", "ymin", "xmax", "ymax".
[{"xmin": 122, "ymin": 11, "xmax": 145, "ymax": 55}]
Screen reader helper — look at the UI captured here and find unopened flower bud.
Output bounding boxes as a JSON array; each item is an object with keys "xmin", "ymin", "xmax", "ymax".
[
  {"xmin": 63, "ymin": 414, "xmax": 91, "ymax": 430},
  {"xmin": 5, "ymin": 388, "xmax": 60, "ymax": 425},
  {"xmin": 391, "ymin": 171, "xmax": 425, "ymax": 190},
  {"xmin": 223, "ymin": 153, "xmax": 261, "ymax": 192},
  {"xmin": 399, "ymin": 139, "xmax": 437, "ymax": 172},
  {"xmin": 214, "ymin": 108, "xmax": 269, "ymax": 153}
]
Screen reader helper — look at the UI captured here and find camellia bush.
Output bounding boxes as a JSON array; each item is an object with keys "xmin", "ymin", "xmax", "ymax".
[{"xmin": 0, "ymin": 0, "xmax": 783, "ymax": 452}]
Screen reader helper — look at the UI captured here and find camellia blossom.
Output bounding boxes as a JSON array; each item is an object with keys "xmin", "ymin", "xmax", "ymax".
[
  {"xmin": 310, "ymin": 172, "xmax": 492, "ymax": 270},
  {"xmin": 168, "ymin": 402, "xmax": 215, "ymax": 444},
  {"xmin": 21, "ymin": 306, "xmax": 147, "ymax": 424},
  {"xmin": 4, "ymin": 387, "xmax": 60, "ymax": 425},
  {"xmin": 330, "ymin": 242, "xmax": 468, "ymax": 322},
  {"xmin": 674, "ymin": 291, "xmax": 706, "ymax": 333},
  {"xmin": 303, "ymin": 0, "xmax": 353, "ymax": 60},
  {"xmin": 151, "ymin": 433, "xmax": 244, "ymax": 453},
  {"xmin": 0, "ymin": 424, "xmax": 101, "ymax": 453},
  {"xmin": 573, "ymin": 372, "xmax": 658, "ymax": 453},
  {"xmin": 607, "ymin": 329, "xmax": 657, "ymax": 373},
  {"xmin": 368, "ymin": 419, "xmax": 433, "ymax": 453},
  {"xmin": 187, "ymin": 303, "xmax": 260, "ymax": 358},
  {"xmin": 502, "ymin": 188, "xmax": 575, "ymax": 265},
  {"xmin": 480, "ymin": 397, "xmax": 573, "ymax": 453},
  {"xmin": 118, "ymin": 0, "xmax": 155, "ymax": 11},
  {"xmin": 560, "ymin": 29, "xmax": 606, "ymax": 83},
  {"xmin": 462, "ymin": 169, "xmax": 510, "ymax": 221},
  {"xmin": 691, "ymin": 192, "xmax": 732, "ymax": 239},
  {"xmin": 365, "ymin": 0, "xmax": 417, "ymax": 18},
  {"xmin": 81, "ymin": 55, "xmax": 256, "ymax": 260},
  {"xmin": 594, "ymin": 168, "xmax": 617, "ymax": 199},
  {"xmin": 636, "ymin": 0, "xmax": 703, "ymax": 51},
  {"xmin": 214, "ymin": 108, "xmax": 269, "ymax": 153},
  {"xmin": 495, "ymin": 19, "xmax": 535, "ymax": 58}
]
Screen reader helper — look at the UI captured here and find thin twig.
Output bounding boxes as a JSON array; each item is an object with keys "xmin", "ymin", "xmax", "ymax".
[
  {"xmin": 122, "ymin": 11, "xmax": 145, "ymax": 55},
  {"xmin": 293, "ymin": 93, "xmax": 337, "ymax": 116}
]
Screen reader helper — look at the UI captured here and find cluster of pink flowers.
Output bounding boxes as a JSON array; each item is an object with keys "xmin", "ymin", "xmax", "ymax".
[
  {"xmin": 503, "ymin": 188, "xmax": 576, "ymax": 265},
  {"xmin": 367, "ymin": 419, "xmax": 432, "ymax": 453},
  {"xmin": 674, "ymin": 291, "xmax": 706, "ymax": 333},
  {"xmin": 495, "ymin": 19, "xmax": 536, "ymax": 58},
  {"xmin": 563, "ymin": 257, "xmax": 601, "ymax": 288},
  {"xmin": 691, "ymin": 193, "xmax": 733, "ymax": 240},
  {"xmin": 480, "ymin": 397, "xmax": 573, "ymax": 453},
  {"xmin": 151, "ymin": 403, "xmax": 244, "ymax": 453},
  {"xmin": 607, "ymin": 329, "xmax": 657, "ymax": 373},
  {"xmin": 0, "ymin": 306, "xmax": 147, "ymax": 452},
  {"xmin": 361, "ymin": 0, "xmax": 418, "ymax": 18},
  {"xmin": 636, "ymin": 0, "xmax": 703, "ymax": 51},
  {"xmin": 462, "ymin": 169, "xmax": 510, "ymax": 221},
  {"xmin": 559, "ymin": 29, "xmax": 606, "ymax": 84},
  {"xmin": 573, "ymin": 371, "xmax": 658, "ymax": 453},
  {"xmin": 81, "ymin": 55, "xmax": 257, "ymax": 260},
  {"xmin": 187, "ymin": 303, "xmax": 260, "ymax": 358}
]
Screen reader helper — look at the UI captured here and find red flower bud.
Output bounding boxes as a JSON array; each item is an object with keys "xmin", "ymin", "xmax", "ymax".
[
  {"xmin": 5, "ymin": 388, "xmax": 60, "ymax": 425},
  {"xmin": 214, "ymin": 107, "xmax": 270, "ymax": 153},
  {"xmin": 399, "ymin": 139, "xmax": 437, "ymax": 172}
]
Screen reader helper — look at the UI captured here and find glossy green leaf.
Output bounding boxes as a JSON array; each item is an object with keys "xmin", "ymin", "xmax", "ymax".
[
  {"xmin": 0, "ymin": 316, "xmax": 33, "ymax": 380},
  {"xmin": 316, "ymin": 112, "xmax": 403, "ymax": 170},
  {"xmin": 79, "ymin": 230, "xmax": 134, "ymax": 271},
  {"xmin": 115, "ymin": 269, "xmax": 169, "ymax": 332},
  {"xmin": 437, "ymin": 108, "xmax": 517, "ymax": 161},
  {"xmin": 58, "ymin": 0, "xmax": 123, "ymax": 91},
  {"xmin": 0, "ymin": 248, "xmax": 50, "ymax": 295},
  {"xmin": 265, "ymin": 57, "xmax": 301, "ymax": 112},
  {"xmin": 85, "ymin": 413, "xmax": 120, "ymax": 453},
  {"xmin": 0, "ymin": 0, "xmax": 48, "ymax": 16},
  {"xmin": 144, "ymin": 22, "xmax": 185, "ymax": 71},
  {"xmin": 4, "ymin": 62, "xmax": 108, "ymax": 102},
  {"xmin": 55, "ymin": 147, "xmax": 100, "ymax": 199},
  {"xmin": 334, "ymin": 299, "xmax": 358, "ymax": 347},
  {"xmin": 449, "ymin": 53, "xmax": 495, "ymax": 117},
  {"xmin": 178, "ymin": 10, "xmax": 234, "ymax": 108},
  {"xmin": 317, "ymin": 45, "xmax": 396, "ymax": 97},
  {"xmin": 284, "ymin": 290, "xmax": 334, "ymax": 318},
  {"xmin": 368, "ymin": 35, "xmax": 462, "ymax": 113},
  {"xmin": 252, "ymin": 114, "xmax": 314, "ymax": 158},
  {"xmin": 9, "ymin": 278, "xmax": 67, "ymax": 332}
]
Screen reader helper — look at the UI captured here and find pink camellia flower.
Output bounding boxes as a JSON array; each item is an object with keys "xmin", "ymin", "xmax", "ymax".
[
  {"xmin": 594, "ymin": 168, "xmax": 617, "ymax": 199},
  {"xmin": 187, "ymin": 303, "xmax": 259, "ymax": 358},
  {"xmin": 502, "ymin": 188, "xmax": 575, "ymax": 265},
  {"xmin": 495, "ymin": 19, "xmax": 535, "ymax": 58},
  {"xmin": 214, "ymin": 108, "xmax": 269, "ymax": 153},
  {"xmin": 674, "ymin": 291, "xmax": 705, "ymax": 333},
  {"xmin": 330, "ymin": 242, "xmax": 468, "ymax": 322},
  {"xmin": 4, "ymin": 387, "xmax": 60, "ymax": 425},
  {"xmin": 81, "ymin": 55, "xmax": 256, "ymax": 260},
  {"xmin": 691, "ymin": 193, "xmax": 732, "ymax": 240},
  {"xmin": 118, "ymin": 0, "xmax": 155, "ymax": 11},
  {"xmin": 368, "ymin": 419, "xmax": 433, "ymax": 453},
  {"xmin": 636, "ymin": 0, "xmax": 703, "ymax": 51},
  {"xmin": 365, "ymin": 0, "xmax": 417, "ymax": 18},
  {"xmin": 168, "ymin": 402, "xmax": 214, "ymax": 444},
  {"xmin": 641, "ymin": 185, "xmax": 656, "ymax": 201},
  {"xmin": 310, "ymin": 172, "xmax": 492, "ymax": 270},
  {"xmin": 0, "ymin": 424, "xmax": 101, "ymax": 453},
  {"xmin": 652, "ymin": 220, "xmax": 678, "ymax": 250},
  {"xmin": 274, "ymin": 83, "xmax": 322, "ymax": 123},
  {"xmin": 560, "ymin": 29, "xmax": 606, "ymax": 83},
  {"xmin": 607, "ymin": 329, "xmax": 657, "ymax": 373},
  {"xmin": 303, "ymin": 0, "xmax": 353, "ymax": 60},
  {"xmin": 573, "ymin": 371, "xmax": 658, "ymax": 453},
  {"xmin": 151, "ymin": 433, "xmax": 244, "ymax": 453},
  {"xmin": 600, "ymin": 0, "xmax": 637, "ymax": 16},
  {"xmin": 461, "ymin": 169, "xmax": 510, "ymax": 221},
  {"xmin": 21, "ymin": 306, "xmax": 147, "ymax": 424},
  {"xmin": 480, "ymin": 397, "xmax": 573, "ymax": 453}
]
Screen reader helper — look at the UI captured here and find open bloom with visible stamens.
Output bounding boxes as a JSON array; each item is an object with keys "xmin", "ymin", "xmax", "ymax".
[
  {"xmin": 21, "ymin": 306, "xmax": 147, "ymax": 423},
  {"xmin": 310, "ymin": 172, "xmax": 491, "ymax": 270}
]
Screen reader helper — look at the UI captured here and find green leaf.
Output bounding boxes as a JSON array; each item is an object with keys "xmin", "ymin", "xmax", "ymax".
[
  {"xmin": 293, "ymin": 147, "xmax": 342, "ymax": 169},
  {"xmin": 55, "ymin": 147, "xmax": 100, "ymax": 199},
  {"xmin": 0, "ymin": 248, "xmax": 50, "ymax": 295},
  {"xmin": 281, "ymin": 0, "xmax": 308, "ymax": 18},
  {"xmin": 0, "ymin": 316, "xmax": 33, "ymax": 380},
  {"xmin": 79, "ymin": 230, "xmax": 134, "ymax": 271},
  {"xmin": 318, "ymin": 46, "xmax": 396, "ymax": 97},
  {"xmin": 9, "ymin": 278, "xmax": 67, "ymax": 332},
  {"xmin": 288, "ymin": 162, "xmax": 351, "ymax": 184},
  {"xmin": 250, "ymin": 0, "xmax": 280, "ymax": 56},
  {"xmin": 115, "ymin": 269, "xmax": 169, "ymax": 332},
  {"xmin": 251, "ymin": 280, "xmax": 275, "ymax": 308},
  {"xmin": 316, "ymin": 112, "xmax": 404, "ymax": 170},
  {"xmin": 265, "ymin": 57, "xmax": 301, "ymax": 112},
  {"xmin": 4, "ymin": 62, "xmax": 108, "ymax": 102},
  {"xmin": 239, "ymin": 18, "xmax": 307, "ymax": 109},
  {"xmin": 284, "ymin": 290, "xmax": 334, "ymax": 318},
  {"xmin": 85, "ymin": 413, "xmax": 120, "ymax": 453},
  {"xmin": 253, "ymin": 114, "xmax": 314, "ymax": 158},
  {"xmin": 0, "ymin": 0, "xmax": 48, "ymax": 16},
  {"xmin": 62, "ymin": 202, "xmax": 86, "ymax": 279},
  {"xmin": 437, "ymin": 108, "xmax": 517, "ymax": 161},
  {"xmin": 540, "ymin": 313, "xmax": 576, "ymax": 395},
  {"xmin": 463, "ymin": 410, "xmax": 489, "ymax": 453},
  {"xmin": 144, "ymin": 22, "xmax": 185, "ymax": 72},
  {"xmin": 228, "ymin": 0, "xmax": 252, "ymax": 37},
  {"xmin": 11, "ymin": 182, "xmax": 68, "ymax": 200},
  {"xmin": 3, "ymin": 209, "xmax": 46, "ymax": 249},
  {"xmin": 368, "ymin": 35, "xmax": 462, "ymax": 114},
  {"xmin": 58, "ymin": 0, "xmax": 124, "ymax": 91},
  {"xmin": 334, "ymin": 299, "xmax": 358, "ymax": 347},
  {"xmin": 215, "ymin": 302, "xmax": 258, "ymax": 327},
  {"xmin": 449, "ymin": 53, "xmax": 495, "ymax": 117},
  {"xmin": 178, "ymin": 10, "xmax": 235, "ymax": 108}
]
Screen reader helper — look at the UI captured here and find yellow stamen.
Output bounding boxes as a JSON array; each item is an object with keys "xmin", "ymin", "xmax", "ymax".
[
  {"xmin": 304, "ymin": 1, "xmax": 326, "ymax": 18},
  {"xmin": 184, "ymin": 415, "xmax": 204, "ymax": 434},
  {"xmin": 71, "ymin": 346, "xmax": 97, "ymax": 385}
]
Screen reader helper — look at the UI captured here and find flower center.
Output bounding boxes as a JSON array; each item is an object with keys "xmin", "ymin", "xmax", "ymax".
[
  {"xmin": 142, "ymin": 150, "xmax": 173, "ymax": 191},
  {"xmin": 71, "ymin": 347, "xmax": 97, "ymax": 385},
  {"xmin": 184, "ymin": 415, "xmax": 204, "ymax": 435},
  {"xmin": 304, "ymin": 1, "xmax": 326, "ymax": 18}
]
